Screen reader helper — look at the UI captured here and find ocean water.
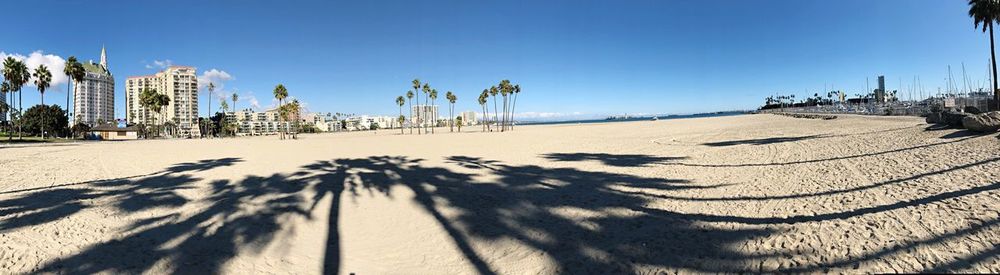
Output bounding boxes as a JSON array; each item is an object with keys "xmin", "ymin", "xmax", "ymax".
[{"xmin": 517, "ymin": 111, "xmax": 748, "ymax": 126}]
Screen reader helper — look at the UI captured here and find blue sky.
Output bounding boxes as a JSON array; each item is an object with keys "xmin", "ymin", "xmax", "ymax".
[{"xmin": 0, "ymin": 0, "xmax": 993, "ymax": 120}]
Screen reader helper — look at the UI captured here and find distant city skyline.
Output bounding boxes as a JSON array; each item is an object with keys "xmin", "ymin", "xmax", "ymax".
[{"xmin": 0, "ymin": 0, "xmax": 995, "ymax": 121}]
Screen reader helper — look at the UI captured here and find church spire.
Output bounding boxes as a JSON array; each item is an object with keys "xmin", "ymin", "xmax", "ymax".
[{"xmin": 100, "ymin": 45, "xmax": 107, "ymax": 68}]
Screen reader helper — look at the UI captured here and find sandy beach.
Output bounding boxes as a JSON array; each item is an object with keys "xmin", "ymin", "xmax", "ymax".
[{"xmin": 2, "ymin": 114, "xmax": 999, "ymax": 274}]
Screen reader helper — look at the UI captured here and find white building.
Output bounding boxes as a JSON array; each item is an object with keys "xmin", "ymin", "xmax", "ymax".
[
  {"xmin": 302, "ymin": 113, "xmax": 342, "ymax": 132},
  {"xmin": 411, "ymin": 105, "xmax": 439, "ymax": 127},
  {"xmin": 225, "ymin": 108, "xmax": 299, "ymax": 136},
  {"xmin": 125, "ymin": 66, "xmax": 199, "ymax": 137},
  {"xmin": 460, "ymin": 111, "xmax": 477, "ymax": 126},
  {"xmin": 74, "ymin": 47, "xmax": 115, "ymax": 126},
  {"xmin": 342, "ymin": 115, "xmax": 399, "ymax": 131}
]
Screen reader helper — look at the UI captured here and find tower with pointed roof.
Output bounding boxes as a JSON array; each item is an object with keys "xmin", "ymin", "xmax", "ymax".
[
  {"xmin": 100, "ymin": 45, "xmax": 107, "ymax": 69},
  {"xmin": 74, "ymin": 46, "xmax": 115, "ymax": 126}
]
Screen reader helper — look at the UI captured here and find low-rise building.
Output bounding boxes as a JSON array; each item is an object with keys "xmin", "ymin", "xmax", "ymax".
[
  {"xmin": 87, "ymin": 124, "xmax": 140, "ymax": 140},
  {"xmin": 226, "ymin": 108, "xmax": 292, "ymax": 136}
]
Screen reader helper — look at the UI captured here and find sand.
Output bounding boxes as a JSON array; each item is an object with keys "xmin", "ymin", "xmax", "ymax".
[{"xmin": 2, "ymin": 114, "xmax": 999, "ymax": 274}]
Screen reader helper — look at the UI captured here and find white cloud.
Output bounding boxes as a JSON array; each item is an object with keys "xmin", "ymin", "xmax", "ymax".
[
  {"xmin": 0, "ymin": 50, "xmax": 69, "ymax": 89},
  {"xmin": 197, "ymin": 69, "xmax": 234, "ymax": 91},
  {"xmin": 144, "ymin": 59, "xmax": 172, "ymax": 69}
]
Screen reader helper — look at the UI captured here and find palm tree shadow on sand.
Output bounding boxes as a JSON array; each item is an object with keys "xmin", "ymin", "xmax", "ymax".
[{"xmin": 10, "ymin": 154, "xmax": 1000, "ymax": 273}]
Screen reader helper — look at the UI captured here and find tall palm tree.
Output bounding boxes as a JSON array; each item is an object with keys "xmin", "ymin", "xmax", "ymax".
[
  {"xmin": 273, "ymin": 84, "xmax": 288, "ymax": 140},
  {"xmin": 3, "ymin": 58, "xmax": 30, "ymax": 140},
  {"xmin": 231, "ymin": 92, "xmax": 239, "ymax": 136},
  {"xmin": 406, "ymin": 90, "xmax": 414, "ymax": 134},
  {"xmin": 489, "ymin": 86, "xmax": 499, "ymax": 132},
  {"xmin": 510, "ymin": 84, "xmax": 521, "ymax": 131},
  {"xmin": 34, "ymin": 65, "xmax": 52, "ymax": 139},
  {"xmin": 421, "ymin": 83, "xmax": 430, "ymax": 134},
  {"xmin": 429, "ymin": 89, "xmax": 438, "ymax": 134},
  {"xmin": 445, "ymin": 91, "xmax": 455, "ymax": 132},
  {"xmin": 479, "ymin": 90, "xmax": 490, "ymax": 132},
  {"xmin": 971, "ymin": 0, "xmax": 1000, "ymax": 109},
  {"xmin": 232, "ymin": 92, "xmax": 239, "ymax": 113},
  {"xmin": 63, "ymin": 56, "xmax": 84, "ymax": 130},
  {"xmin": 412, "ymin": 79, "xmax": 421, "ymax": 134},
  {"xmin": 396, "ymin": 95, "xmax": 405, "ymax": 134},
  {"xmin": 499, "ymin": 80, "xmax": 510, "ymax": 132},
  {"xmin": 207, "ymin": 82, "xmax": 215, "ymax": 138}
]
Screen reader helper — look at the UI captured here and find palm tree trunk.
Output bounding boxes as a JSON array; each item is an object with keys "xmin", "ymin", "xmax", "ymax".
[
  {"xmin": 492, "ymin": 96, "xmax": 498, "ymax": 132},
  {"xmin": 502, "ymin": 95, "xmax": 508, "ymax": 132},
  {"xmin": 41, "ymin": 93, "xmax": 45, "ymax": 139},
  {"xmin": 18, "ymin": 89, "xmax": 23, "ymax": 140},
  {"xmin": 399, "ymin": 106, "xmax": 404, "ymax": 134},
  {"xmin": 510, "ymin": 92, "xmax": 518, "ymax": 131},
  {"xmin": 991, "ymin": 23, "xmax": 999, "ymax": 110},
  {"xmin": 408, "ymin": 100, "xmax": 412, "ymax": 134},
  {"xmin": 66, "ymin": 80, "xmax": 70, "ymax": 138}
]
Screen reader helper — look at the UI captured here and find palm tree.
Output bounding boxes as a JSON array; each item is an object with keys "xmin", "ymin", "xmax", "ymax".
[
  {"xmin": 231, "ymin": 92, "xmax": 239, "ymax": 136},
  {"xmin": 429, "ymin": 89, "xmax": 438, "ymax": 134},
  {"xmin": 396, "ymin": 96, "xmax": 405, "ymax": 134},
  {"xmin": 971, "ymin": 0, "xmax": 1000, "ymax": 109},
  {"xmin": 499, "ymin": 80, "xmax": 511, "ymax": 132},
  {"xmin": 489, "ymin": 86, "xmax": 499, "ymax": 132},
  {"xmin": 397, "ymin": 115, "xmax": 406, "ymax": 134},
  {"xmin": 3, "ymin": 57, "xmax": 30, "ymax": 140},
  {"xmin": 510, "ymin": 84, "xmax": 521, "ymax": 131},
  {"xmin": 479, "ymin": 90, "xmax": 490, "ymax": 132},
  {"xmin": 421, "ymin": 83, "xmax": 430, "ymax": 134},
  {"xmin": 63, "ymin": 57, "xmax": 84, "ymax": 130},
  {"xmin": 412, "ymin": 79, "xmax": 421, "ymax": 134},
  {"xmin": 445, "ymin": 91, "xmax": 455, "ymax": 132},
  {"xmin": 406, "ymin": 90, "xmax": 414, "ymax": 134},
  {"xmin": 232, "ymin": 92, "xmax": 239, "ymax": 113},
  {"xmin": 157, "ymin": 94, "xmax": 171, "ymax": 137},
  {"xmin": 34, "ymin": 65, "xmax": 52, "ymax": 139},
  {"xmin": 207, "ymin": 82, "xmax": 215, "ymax": 138},
  {"xmin": 273, "ymin": 84, "xmax": 288, "ymax": 140},
  {"xmin": 455, "ymin": 116, "xmax": 463, "ymax": 132}
]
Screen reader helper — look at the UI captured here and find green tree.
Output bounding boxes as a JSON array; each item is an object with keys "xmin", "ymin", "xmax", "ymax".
[
  {"xmin": 273, "ymin": 84, "xmax": 288, "ymax": 139},
  {"xmin": 220, "ymin": 100, "xmax": 229, "ymax": 137},
  {"xmin": 396, "ymin": 95, "xmax": 405, "ymax": 134},
  {"xmin": 406, "ymin": 90, "xmax": 414, "ymax": 134},
  {"xmin": 20, "ymin": 104, "xmax": 68, "ymax": 136},
  {"xmin": 971, "ymin": 0, "xmax": 1000, "ymax": 109},
  {"xmin": 455, "ymin": 116, "xmax": 463, "ymax": 132},
  {"xmin": 33, "ymin": 64, "xmax": 52, "ymax": 139}
]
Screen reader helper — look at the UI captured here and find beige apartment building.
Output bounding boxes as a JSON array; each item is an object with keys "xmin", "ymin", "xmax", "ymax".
[
  {"xmin": 125, "ymin": 66, "xmax": 200, "ymax": 137},
  {"xmin": 74, "ymin": 47, "xmax": 115, "ymax": 126}
]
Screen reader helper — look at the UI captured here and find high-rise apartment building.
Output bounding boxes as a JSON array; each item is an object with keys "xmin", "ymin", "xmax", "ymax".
[
  {"xmin": 125, "ymin": 66, "xmax": 200, "ymax": 137},
  {"xmin": 411, "ymin": 105, "xmax": 439, "ymax": 127},
  {"xmin": 74, "ymin": 47, "xmax": 115, "ymax": 126}
]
